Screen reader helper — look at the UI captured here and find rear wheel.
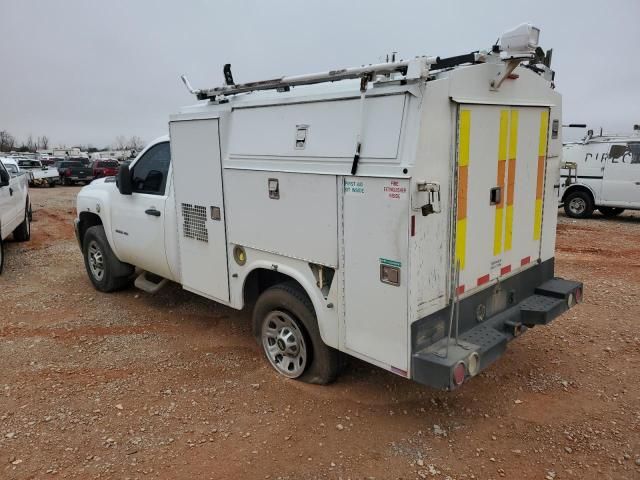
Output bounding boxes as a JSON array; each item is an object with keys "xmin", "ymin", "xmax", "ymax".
[
  {"xmin": 564, "ymin": 191, "xmax": 594, "ymax": 219},
  {"xmin": 13, "ymin": 200, "xmax": 31, "ymax": 242},
  {"xmin": 83, "ymin": 225, "xmax": 134, "ymax": 292},
  {"xmin": 598, "ymin": 206, "xmax": 624, "ymax": 218},
  {"xmin": 253, "ymin": 282, "xmax": 339, "ymax": 384}
]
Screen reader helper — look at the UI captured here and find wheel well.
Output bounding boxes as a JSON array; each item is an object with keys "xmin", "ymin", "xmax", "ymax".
[
  {"xmin": 78, "ymin": 212, "xmax": 103, "ymax": 246},
  {"xmin": 562, "ymin": 185, "xmax": 594, "ymax": 204},
  {"xmin": 243, "ymin": 268, "xmax": 309, "ymax": 311}
]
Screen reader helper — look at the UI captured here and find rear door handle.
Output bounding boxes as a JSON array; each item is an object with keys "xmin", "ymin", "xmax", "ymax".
[{"xmin": 145, "ymin": 208, "xmax": 161, "ymax": 217}]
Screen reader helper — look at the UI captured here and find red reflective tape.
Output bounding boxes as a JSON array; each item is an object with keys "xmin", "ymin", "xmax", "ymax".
[
  {"xmin": 410, "ymin": 215, "xmax": 415, "ymax": 237},
  {"xmin": 477, "ymin": 274, "xmax": 490, "ymax": 286},
  {"xmin": 456, "ymin": 285, "xmax": 465, "ymax": 295},
  {"xmin": 521, "ymin": 256, "xmax": 531, "ymax": 266},
  {"xmin": 500, "ymin": 264, "xmax": 511, "ymax": 276}
]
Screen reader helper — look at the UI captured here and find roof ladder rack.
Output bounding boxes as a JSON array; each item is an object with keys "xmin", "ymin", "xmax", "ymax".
[{"xmin": 181, "ymin": 56, "xmax": 440, "ymax": 101}]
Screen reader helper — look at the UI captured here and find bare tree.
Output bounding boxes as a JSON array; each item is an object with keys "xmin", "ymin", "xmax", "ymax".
[
  {"xmin": 0, "ymin": 130, "xmax": 16, "ymax": 152},
  {"xmin": 25, "ymin": 134, "xmax": 35, "ymax": 152},
  {"xmin": 113, "ymin": 135, "xmax": 127, "ymax": 151},
  {"xmin": 37, "ymin": 135, "xmax": 49, "ymax": 150},
  {"xmin": 127, "ymin": 135, "xmax": 145, "ymax": 152}
]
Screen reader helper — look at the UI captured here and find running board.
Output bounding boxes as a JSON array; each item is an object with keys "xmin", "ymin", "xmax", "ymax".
[{"xmin": 134, "ymin": 271, "xmax": 168, "ymax": 294}]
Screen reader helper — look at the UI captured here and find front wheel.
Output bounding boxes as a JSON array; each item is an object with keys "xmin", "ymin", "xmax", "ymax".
[
  {"xmin": 83, "ymin": 225, "xmax": 134, "ymax": 292},
  {"xmin": 253, "ymin": 282, "xmax": 339, "ymax": 385},
  {"xmin": 598, "ymin": 206, "xmax": 624, "ymax": 218},
  {"xmin": 13, "ymin": 201, "xmax": 31, "ymax": 242},
  {"xmin": 564, "ymin": 191, "xmax": 594, "ymax": 219}
]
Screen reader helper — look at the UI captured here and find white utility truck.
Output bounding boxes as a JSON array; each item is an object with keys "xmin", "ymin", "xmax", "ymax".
[
  {"xmin": 0, "ymin": 158, "xmax": 32, "ymax": 274},
  {"xmin": 75, "ymin": 24, "xmax": 582, "ymax": 389},
  {"xmin": 560, "ymin": 126, "xmax": 640, "ymax": 218}
]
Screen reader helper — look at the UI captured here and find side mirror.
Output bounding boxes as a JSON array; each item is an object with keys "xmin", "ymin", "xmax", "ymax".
[
  {"xmin": 116, "ymin": 164, "xmax": 133, "ymax": 195},
  {"xmin": 0, "ymin": 169, "xmax": 9, "ymax": 187}
]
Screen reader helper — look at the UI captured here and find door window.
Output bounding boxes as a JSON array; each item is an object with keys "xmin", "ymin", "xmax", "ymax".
[
  {"xmin": 131, "ymin": 142, "xmax": 171, "ymax": 195},
  {"xmin": 609, "ymin": 143, "xmax": 640, "ymax": 164}
]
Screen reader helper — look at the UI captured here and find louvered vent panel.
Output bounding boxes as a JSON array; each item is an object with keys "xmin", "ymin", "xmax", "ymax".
[{"xmin": 181, "ymin": 203, "xmax": 208, "ymax": 242}]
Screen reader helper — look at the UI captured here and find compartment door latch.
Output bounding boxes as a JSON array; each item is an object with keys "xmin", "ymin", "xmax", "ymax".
[{"xmin": 414, "ymin": 181, "xmax": 441, "ymax": 216}]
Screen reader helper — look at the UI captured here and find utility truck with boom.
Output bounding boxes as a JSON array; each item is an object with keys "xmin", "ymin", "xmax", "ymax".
[{"xmin": 75, "ymin": 24, "xmax": 582, "ymax": 389}]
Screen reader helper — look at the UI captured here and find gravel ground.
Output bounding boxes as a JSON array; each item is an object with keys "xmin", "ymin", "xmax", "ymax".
[{"xmin": 0, "ymin": 186, "xmax": 638, "ymax": 479}]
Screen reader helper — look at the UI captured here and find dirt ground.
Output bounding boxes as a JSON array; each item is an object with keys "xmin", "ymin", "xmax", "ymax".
[{"xmin": 1, "ymin": 186, "xmax": 638, "ymax": 480}]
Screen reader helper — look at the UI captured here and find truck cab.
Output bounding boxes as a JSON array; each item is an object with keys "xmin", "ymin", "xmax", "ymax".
[
  {"xmin": 560, "ymin": 129, "xmax": 640, "ymax": 218},
  {"xmin": 0, "ymin": 157, "xmax": 32, "ymax": 273}
]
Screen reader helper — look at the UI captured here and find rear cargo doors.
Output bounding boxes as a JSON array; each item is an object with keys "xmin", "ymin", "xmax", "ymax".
[
  {"xmin": 454, "ymin": 104, "xmax": 550, "ymax": 295},
  {"xmin": 169, "ymin": 119, "xmax": 230, "ymax": 302}
]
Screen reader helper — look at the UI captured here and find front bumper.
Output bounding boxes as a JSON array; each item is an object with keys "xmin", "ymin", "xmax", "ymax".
[{"xmin": 411, "ymin": 259, "xmax": 582, "ymax": 390}]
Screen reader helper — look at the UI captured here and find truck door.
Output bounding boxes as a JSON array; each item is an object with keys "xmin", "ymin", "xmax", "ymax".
[
  {"xmin": 601, "ymin": 142, "xmax": 640, "ymax": 207},
  {"xmin": 0, "ymin": 162, "xmax": 16, "ymax": 236},
  {"xmin": 169, "ymin": 119, "xmax": 229, "ymax": 302},
  {"xmin": 342, "ymin": 176, "xmax": 410, "ymax": 372},
  {"xmin": 110, "ymin": 141, "xmax": 173, "ymax": 279},
  {"xmin": 454, "ymin": 104, "xmax": 550, "ymax": 295}
]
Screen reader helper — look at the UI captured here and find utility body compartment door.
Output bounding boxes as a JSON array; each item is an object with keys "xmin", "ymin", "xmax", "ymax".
[
  {"xmin": 342, "ymin": 176, "xmax": 409, "ymax": 372},
  {"xmin": 169, "ymin": 119, "xmax": 230, "ymax": 302},
  {"xmin": 454, "ymin": 104, "xmax": 551, "ymax": 296}
]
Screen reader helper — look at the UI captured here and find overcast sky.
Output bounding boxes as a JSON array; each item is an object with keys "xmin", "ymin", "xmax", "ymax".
[{"xmin": 1, "ymin": 0, "xmax": 638, "ymax": 148}]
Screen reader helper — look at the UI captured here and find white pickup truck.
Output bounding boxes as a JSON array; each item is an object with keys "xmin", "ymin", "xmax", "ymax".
[
  {"xmin": 0, "ymin": 158, "xmax": 32, "ymax": 273},
  {"xmin": 16, "ymin": 158, "xmax": 59, "ymax": 187}
]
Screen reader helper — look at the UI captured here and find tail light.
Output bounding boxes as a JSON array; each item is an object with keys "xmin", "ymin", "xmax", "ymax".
[
  {"xmin": 452, "ymin": 361, "xmax": 466, "ymax": 387},
  {"xmin": 574, "ymin": 287, "xmax": 583, "ymax": 304}
]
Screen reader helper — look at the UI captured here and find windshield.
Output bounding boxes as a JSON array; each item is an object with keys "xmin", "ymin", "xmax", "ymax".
[
  {"xmin": 4, "ymin": 163, "xmax": 19, "ymax": 175},
  {"xmin": 18, "ymin": 160, "xmax": 41, "ymax": 168},
  {"xmin": 98, "ymin": 160, "xmax": 119, "ymax": 168},
  {"xmin": 59, "ymin": 161, "xmax": 83, "ymax": 168}
]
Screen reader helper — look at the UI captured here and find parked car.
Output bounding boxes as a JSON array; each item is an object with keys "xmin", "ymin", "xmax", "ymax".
[
  {"xmin": 92, "ymin": 159, "xmax": 119, "ymax": 179},
  {"xmin": 55, "ymin": 160, "xmax": 94, "ymax": 186},
  {"xmin": 17, "ymin": 159, "xmax": 59, "ymax": 187},
  {"xmin": 560, "ymin": 128, "xmax": 640, "ymax": 218},
  {"xmin": 0, "ymin": 157, "xmax": 32, "ymax": 274}
]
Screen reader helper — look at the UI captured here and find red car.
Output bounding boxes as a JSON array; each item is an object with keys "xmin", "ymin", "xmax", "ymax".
[{"xmin": 92, "ymin": 159, "xmax": 119, "ymax": 179}]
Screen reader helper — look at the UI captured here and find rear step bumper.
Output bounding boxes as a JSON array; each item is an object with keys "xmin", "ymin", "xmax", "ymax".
[{"xmin": 411, "ymin": 259, "xmax": 582, "ymax": 390}]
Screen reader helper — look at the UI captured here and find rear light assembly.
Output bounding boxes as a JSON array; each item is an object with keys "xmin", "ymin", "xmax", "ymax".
[
  {"xmin": 452, "ymin": 361, "xmax": 466, "ymax": 387},
  {"xmin": 574, "ymin": 286, "xmax": 583, "ymax": 304}
]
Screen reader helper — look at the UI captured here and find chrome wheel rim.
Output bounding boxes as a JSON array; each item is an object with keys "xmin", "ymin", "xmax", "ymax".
[
  {"xmin": 87, "ymin": 241, "xmax": 105, "ymax": 281},
  {"xmin": 261, "ymin": 310, "xmax": 307, "ymax": 378},
  {"xmin": 569, "ymin": 197, "xmax": 586, "ymax": 215}
]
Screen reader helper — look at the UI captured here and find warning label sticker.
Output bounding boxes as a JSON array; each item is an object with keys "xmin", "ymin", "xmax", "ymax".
[
  {"xmin": 345, "ymin": 180, "xmax": 365, "ymax": 195},
  {"xmin": 384, "ymin": 180, "xmax": 407, "ymax": 199}
]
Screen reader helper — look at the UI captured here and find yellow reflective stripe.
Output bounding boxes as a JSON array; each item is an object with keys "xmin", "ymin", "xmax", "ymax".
[
  {"xmin": 538, "ymin": 110, "xmax": 549, "ymax": 157},
  {"xmin": 456, "ymin": 218, "xmax": 467, "ymax": 270},
  {"xmin": 456, "ymin": 109, "xmax": 471, "ymax": 270},
  {"xmin": 504, "ymin": 110, "xmax": 518, "ymax": 252},
  {"xmin": 534, "ymin": 110, "xmax": 549, "ymax": 240},
  {"xmin": 459, "ymin": 110, "xmax": 471, "ymax": 167},
  {"xmin": 493, "ymin": 110, "xmax": 509, "ymax": 256}
]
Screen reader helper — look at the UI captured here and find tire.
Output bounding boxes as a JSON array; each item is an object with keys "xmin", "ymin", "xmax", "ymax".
[
  {"xmin": 82, "ymin": 225, "xmax": 134, "ymax": 292},
  {"xmin": 0, "ymin": 229, "xmax": 4, "ymax": 275},
  {"xmin": 13, "ymin": 200, "xmax": 31, "ymax": 242},
  {"xmin": 564, "ymin": 190, "xmax": 594, "ymax": 219},
  {"xmin": 253, "ymin": 282, "xmax": 339, "ymax": 385},
  {"xmin": 598, "ymin": 206, "xmax": 624, "ymax": 218}
]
